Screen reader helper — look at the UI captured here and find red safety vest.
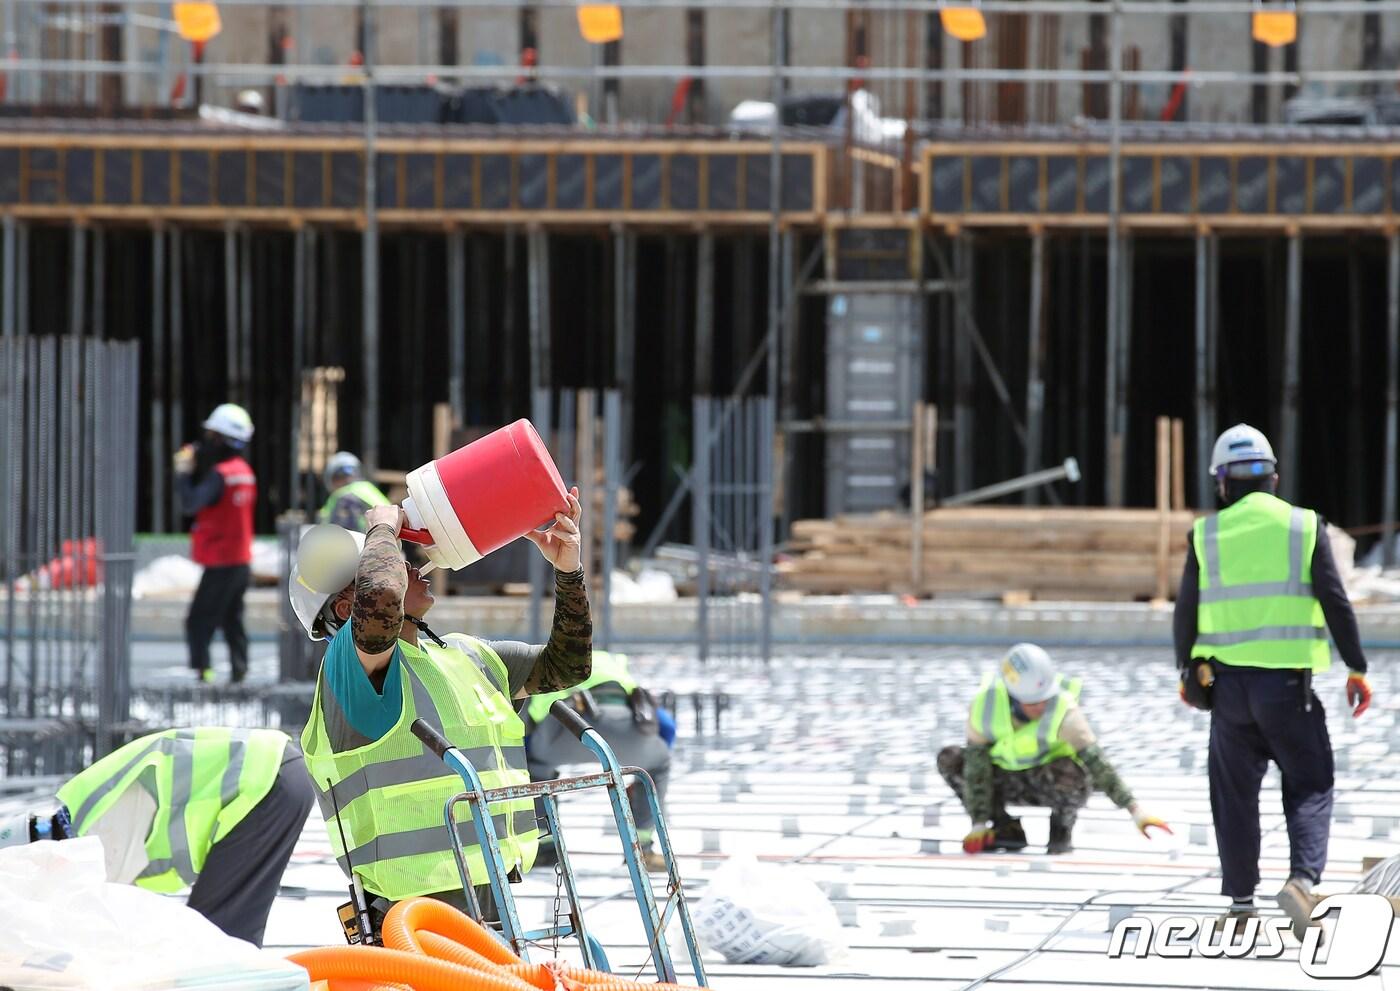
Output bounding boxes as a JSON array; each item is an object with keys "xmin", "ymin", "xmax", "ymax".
[{"xmin": 191, "ymin": 457, "xmax": 256, "ymax": 567}]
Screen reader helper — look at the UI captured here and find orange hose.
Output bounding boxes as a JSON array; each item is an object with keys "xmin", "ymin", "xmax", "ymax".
[
  {"xmin": 381, "ymin": 897, "xmax": 518, "ymax": 966},
  {"xmin": 292, "ymin": 898, "xmax": 709, "ymax": 991},
  {"xmin": 288, "ymin": 946, "xmax": 538, "ymax": 991}
]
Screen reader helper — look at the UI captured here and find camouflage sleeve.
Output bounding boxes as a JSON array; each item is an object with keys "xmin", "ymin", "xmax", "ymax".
[
  {"xmin": 963, "ymin": 744, "xmax": 994, "ymax": 824},
  {"xmin": 521, "ymin": 568, "xmax": 593, "ymax": 695},
  {"xmin": 1080, "ymin": 743, "xmax": 1136, "ymax": 809},
  {"xmin": 351, "ymin": 522, "xmax": 407, "ymax": 655}
]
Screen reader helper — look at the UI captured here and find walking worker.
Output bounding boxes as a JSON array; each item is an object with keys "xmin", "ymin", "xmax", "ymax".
[
  {"xmin": 939, "ymin": 643, "xmax": 1171, "ymax": 855},
  {"xmin": 0, "ymin": 727, "xmax": 313, "ymax": 947},
  {"xmin": 1175, "ymin": 424, "xmax": 1373, "ymax": 935},
  {"xmin": 318, "ymin": 451, "xmax": 390, "ymax": 533},
  {"xmin": 287, "ymin": 493, "xmax": 590, "ymax": 925},
  {"xmin": 176, "ymin": 403, "xmax": 257, "ymax": 684},
  {"xmin": 524, "ymin": 650, "xmax": 674, "ymax": 872}
]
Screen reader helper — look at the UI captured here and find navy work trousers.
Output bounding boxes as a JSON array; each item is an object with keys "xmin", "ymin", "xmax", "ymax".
[{"xmin": 1208, "ymin": 665, "xmax": 1334, "ymax": 900}]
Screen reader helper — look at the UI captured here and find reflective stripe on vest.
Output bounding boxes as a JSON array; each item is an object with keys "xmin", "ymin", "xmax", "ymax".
[
  {"xmin": 56, "ymin": 728, "xmax": 288, "ymax": 892},
  {"xmin": 302, "ymin": 635, "xmax": 538, "ymax": 901},
  {"xmin": 967, "ymin": 674, "xmax": 1081, "ymax": 772},
  {"xmin": 1192, "ymin": 492, "xmax": 1330, "ymax": 671}
]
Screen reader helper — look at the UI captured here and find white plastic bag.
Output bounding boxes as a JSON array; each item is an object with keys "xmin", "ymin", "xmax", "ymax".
[
  {"xmin": 691, "ymin": 854, "xmax": 847, "ymax": 967},
  {"xmin": 0, "ymin": 836, "xmax": 309, "ymax": 991}
]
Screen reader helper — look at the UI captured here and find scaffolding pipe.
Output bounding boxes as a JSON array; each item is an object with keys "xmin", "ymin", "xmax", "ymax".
[
  {"xmin": 1194, "ymin": 230, "xmax": 1212, "ymax": 509},
  {"xmin": 151, "ymin": 227, "xmax": 166, "ymax": 533},
  {"xmin": 1384, "ymin": 232, "xmax": 1399, "ymax": 567},
  {"xmin": 239, "ymin": 227, "xmax": 253, "ymax": 408},
  {"xmin": 1023, "ymin": 229, "xmax": 1045, "ymax": 504},
  {"xmin": 1105, "ymin": 0, "xmax": 1124, "ymax": 507},
  {"xmin": 696, "ymin": 232, "xmax": 714, "ymax": 395},
  {"xmin": 362, "ymin": 0, "xmax": 380, "ymax": 471},
  {"xmin": 528, "ymin": 227, "xmax": 551, "ymax": 392},
  {"xmin": 92, "ymin": 228, "xmax": 104, "ymax": 340},
  {"xmin": 953, "ymin": 234, "xmax": 973, "ymax": 493},
  {"xmin": 169, "ymin": 226, "xmax": 182, "ymax": 518},
  {"xmin": 447, "ymin": 227, "xmax": 466, "ymax": 424},
  {"xmin": 291, "ymin": 226, "xmax": 307, "ymax": 512},
  {"xmin": 1281, "ymin": 231, "xmax": 1302, "ymax": 503},
  {"xmin": 224, "ymin": 224, "xmax": 237, "ymax": 395},
  {"xmin": 69, "ymin": 224, "xmax": 86, "ymax": 338},
  {"xmin": 2, "ymin": 216, "xmax": 13, "ymax": 340}
]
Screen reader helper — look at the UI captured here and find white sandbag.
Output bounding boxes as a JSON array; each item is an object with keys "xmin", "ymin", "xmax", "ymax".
[
  {"xmin": 0, "ymin": 836, "xmax": 308, "ymax": 991},
  {"xmin": 691, "ymin": 854, "xmax": 847, "ymax": 967}
]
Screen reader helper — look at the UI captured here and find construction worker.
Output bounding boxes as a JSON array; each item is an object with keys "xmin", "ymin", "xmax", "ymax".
[
  {"xmin": 287, "ymin": 493, "xmax": 590, "ymax": 927},
  {"xmin": 1175, "ymin": 423, "xmax": 1373, "ymax": 936},
  {"xmin": 938, "ymin": 644, "xmax": 1171, "ymax": 855},
  {"xmin": 318, "ymin": 450, "xmax": 390, "ymax": 532},
  {"xmin": 524, "ymin": 650, "xmax": 673, "ymax": 872},
  {"xmin": 0, "ymin": 728, "xmax": 312, "ymax": 947},
  {"xmin": 175, "ymin": 403, "xmax": 257, "ymax": 685}
]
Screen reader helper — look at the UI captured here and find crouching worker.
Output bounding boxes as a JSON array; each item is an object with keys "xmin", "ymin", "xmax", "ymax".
[
  {"xmin": 524, "ymin": 650, "xmax": 674, "ymax": 872},
  {"xmin": 0, "ymin": 727, "xmax": 312, "ymax": 947},
  {"xmin": 938, "ymin": 644, "xmax": 1171, "ymax": 855},
  {"xmin": 288, "ymin": 494, "xmax": 589, "ymax": 928}
]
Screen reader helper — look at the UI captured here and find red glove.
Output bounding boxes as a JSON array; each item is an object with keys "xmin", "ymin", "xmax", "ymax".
[
  {"xmin": 1347, "ymin": 673, "xmax": 1372, "ymax": 718},
  {"xmin": 962, "ymin": 827, "xmax": 996, "ymax": 854}
]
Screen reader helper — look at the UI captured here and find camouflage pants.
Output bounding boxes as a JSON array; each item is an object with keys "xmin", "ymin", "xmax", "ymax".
[{"xmin": 936, "ymin": 745, "xmax": 1092, "ymax": 829}]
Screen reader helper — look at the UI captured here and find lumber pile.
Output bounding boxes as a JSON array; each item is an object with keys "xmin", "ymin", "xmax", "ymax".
[{"xmin": 780, "ymin": 506, "xmax": 1198, "ymax": 601}]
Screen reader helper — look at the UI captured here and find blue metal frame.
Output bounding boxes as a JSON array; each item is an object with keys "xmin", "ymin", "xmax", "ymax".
[{"xmin": 430, "ymin": 709, "xmax": 707, "ymax": 986}]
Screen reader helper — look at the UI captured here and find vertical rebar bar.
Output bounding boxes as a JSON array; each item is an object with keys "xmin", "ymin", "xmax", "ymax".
[
  {"xmin": 1384, "ymin": 232, "xmax": 1399, "ymax": 567},
  {"xmin": 1024, "ymin": 229, "xmax": 1046, "ymax": 503},
  {"xmin": 1281, "ymin": 230, "xmax": 1302, "ymax": 503},
  {"xmin": 953, "ymin": 234, "xmax": 974, "ymax": 493},
  {"xmin": 93, "ymin": 227, "xmax": 104, "ymax": 341},
  {"xmin": 695, "ymin": 232, "xmax": 714, "ymax": 396},
  {"xmin": 69, "ymin": 224, "xmax": 86, "ymax": 338},
  {"xmin": 528, "ymin": 388, "xmax": 550, "ymax": 643},
  {"xmin": 528, "ymin": 227, "xmax": 551, "ymax": 394},
  {"xmin": 239, "ymin": 227, "xmax": 253, "ymax": 408},
  {"xmin": 151, "ymin": 227, "xmax": 166, "ymax": 533}
]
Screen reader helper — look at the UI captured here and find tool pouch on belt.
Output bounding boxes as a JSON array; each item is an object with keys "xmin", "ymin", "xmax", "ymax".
[
  {"xmin": 1180, "ymin": 658, "xmax": 1215, "ymax": 711},
  {"xmin": 628, "ymin": 687, "xmax": 659, "ymax": 735}
]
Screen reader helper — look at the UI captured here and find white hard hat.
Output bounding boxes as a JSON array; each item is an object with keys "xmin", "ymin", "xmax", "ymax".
[
  {"xmin": 324, "ymin": 451, "xmax": 363, "ymax": 490},
  {"xmin": 1209, "ymin": 423, "xmax": 1277, "ymax": 480},
  {"xmin": 202, "ymin": 403, "xmax": 255, "ymax": 445},
  {"xmin": 288, "ymin": 524, "xmax": 365, "ymax": 641},
  {"xmin": 235, "ymin": 89, "xmax": 265, "ymax": 114},
  {"xmin": 1000, "ymin": 643, "xmax": 1059, "ymax": 704}
]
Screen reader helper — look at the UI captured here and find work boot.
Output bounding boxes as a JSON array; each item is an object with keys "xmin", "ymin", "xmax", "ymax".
[
  {"xmin": 1209, "ymin": 908, "xmax": 1259, "ymax": 943},
  {"xmin": 640, "ymin": 846, "xmax": 669, "ymax": 873},
  {"xmin": 1046, "ymin": 818, "xmax": 1073, "ymax": 855},
  {"xmin": 1277, "ymin": 878, "xmax": 1321, "ymax": 942},
  {"xmin": 986, "ymin": 817, "xmax": 1028, "ymax": 852}
]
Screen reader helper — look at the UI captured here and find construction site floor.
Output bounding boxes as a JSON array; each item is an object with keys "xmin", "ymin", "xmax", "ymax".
[{"xmin": 10, "ymin": 645, "xmax": 1400, "ymax": 988}]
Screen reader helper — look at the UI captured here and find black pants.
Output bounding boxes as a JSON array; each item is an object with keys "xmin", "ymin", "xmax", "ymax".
[
  {"xmin": 186, "ymin": 563, "xmax": 250, "ymax": 679},
  {"xmin": 1208, "ymin": 665, "xmax": 1334, "ymax": 900},
  {"xmin": 185, "ymin": 746, "xmax": 315, "ymax": 946}
]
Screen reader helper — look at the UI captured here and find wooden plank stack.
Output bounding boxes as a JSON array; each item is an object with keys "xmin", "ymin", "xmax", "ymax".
[{"xmin": 780, "ymin": 505, "xmax": 1198, "ymax": 601}]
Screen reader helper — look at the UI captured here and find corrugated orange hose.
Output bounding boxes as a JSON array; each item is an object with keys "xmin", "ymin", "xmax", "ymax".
[{"xmin": 290, "ymin": 897, "xmax": 709, "ymax": 991}]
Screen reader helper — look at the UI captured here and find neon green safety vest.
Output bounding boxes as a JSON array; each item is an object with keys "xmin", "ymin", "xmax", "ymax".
[
  {"xmin": 1191, "ymin": 491, "xmax": 1331, "ymax": 671},
  {"xmin": 302, "ymin": 635, "xmax": 539, "ymax": 901},
  {"xmin": 526, "ymin": 650, "xmax": 637, "ymax": 725},
  {"xmin": 968, "ymin": 673, "xmax": 1083, "ymax": 772},
  {"xmin": 318, "ymin": 480, "xmax": 391, "ymax": 528},
  {"xmin": 56, "ymin": 728, "xmax": 289, "ymax": 893}
]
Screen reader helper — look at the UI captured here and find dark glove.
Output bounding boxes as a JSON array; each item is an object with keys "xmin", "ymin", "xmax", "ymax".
[{"xmin": 1180, "ymin": 658, "xmax": 1215, "ymax": 711}]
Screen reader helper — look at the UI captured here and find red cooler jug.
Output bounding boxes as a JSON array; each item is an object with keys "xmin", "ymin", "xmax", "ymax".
[{"xmin": 400, "ymin": 420, "xmax": 569, "ymax": 572}]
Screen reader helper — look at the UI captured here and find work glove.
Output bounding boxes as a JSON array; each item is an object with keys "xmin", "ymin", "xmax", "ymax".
[
  {"xmin": 172, "ymin": 444, "xmax": 196, "ymax": 475},
  {"xmin": 962, "ymin": 825, "xmax": 996, "ymax": 854},
  {"xmin": 1347, "ymin": 672, "xmax": 1373, "ymax": 718},
  {"xmin": 1129, "ymin": 803, "xmax": 1173, "ymax": 839}
]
